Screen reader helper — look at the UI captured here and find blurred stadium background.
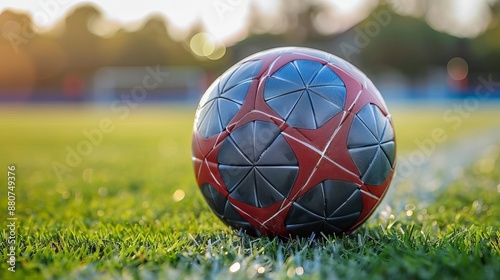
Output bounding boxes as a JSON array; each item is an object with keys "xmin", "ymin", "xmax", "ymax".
[{"xmin": 1, "ymin": 0, "xmax": 500, "ymax": 103}]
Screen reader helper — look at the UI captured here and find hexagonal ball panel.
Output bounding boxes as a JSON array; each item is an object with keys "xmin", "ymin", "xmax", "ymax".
[
  {"xmin": 347, "ymin": 103, "xmax": 395, "ymax": 185},
  {"xmin": 285, "ymin": 180, "xmax": 362, "ymax": 237},
  {"xmin": 195, "ymin": 60, "xmax": 262, "ymax": 138},
  {"xmin": 263, "ymin": 60, "xmax": 346, "ymax": 129},
  {"xmin": 217, "ymin": 121, "xmax": 299, "ymax": 208}
]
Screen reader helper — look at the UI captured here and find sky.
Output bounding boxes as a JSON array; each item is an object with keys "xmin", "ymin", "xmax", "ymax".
[{"xmin": 0, "ymin": 0, "xmax": 496, "ymax": 44}]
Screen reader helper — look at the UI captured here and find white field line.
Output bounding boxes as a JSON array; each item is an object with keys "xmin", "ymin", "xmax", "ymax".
[{"xmin": 375, "ymin": 129, "xmax": 500, "ymax": 216}]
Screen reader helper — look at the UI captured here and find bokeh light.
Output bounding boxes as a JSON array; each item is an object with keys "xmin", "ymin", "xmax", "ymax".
[
  {"xmin": 313, "ymin": 0, "xmax": 378, "ymax": 35},
  {"xmin": 447, "ymin": 57, "xmax": 469, "ymax": 81},
  {"xmin": 189, "ymin": 32, "xmax": 226, "ymax": 60},
  {"xmin": 173, "ymin": 189, "xmax": 185, "ymax": 202},
  {"xmin": 426, "ymin": 0, "xmax": 492, "ymax": 38},
  {"xmin": 229, "ymin": 262, "xmax": 241, "ymax": 273}
]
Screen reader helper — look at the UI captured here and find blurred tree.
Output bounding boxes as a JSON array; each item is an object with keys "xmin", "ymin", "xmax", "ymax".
[
  {"xmin": 356, "ymin": 9, "xmax": 457, "ymax": 76},
  {"xmin": 0, "ymin": 1, "xmax": 499, "ymax": 100},
  {"xmin": 59, "ymin": 5, "xmax": 103, "ymax": 71},
  {"xmin": 0, "ymin": 10, "xmax": 37, "ymax": 99},
  {"xmin": 112, "ymin": 17, "xmax": 173, "ymax": 66}
]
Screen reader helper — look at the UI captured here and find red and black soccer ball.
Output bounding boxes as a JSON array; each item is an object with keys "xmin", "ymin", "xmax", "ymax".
[{"xmin": 192, "ymin": 47, "xmax": 396, "ymax": 238}]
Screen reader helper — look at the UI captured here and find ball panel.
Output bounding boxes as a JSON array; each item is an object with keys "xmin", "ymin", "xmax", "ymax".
[
  {"xmin": 326, "ymin": 212, "xmax": 362, "ymax": 231},
  {"xmin": 285, "ymin": 180, "xmax": 362, "ymax": 237},
  {"xmin": 349, "ymin": 146, "xmax": 379, "ymax": 176},
  {"xmin": 309, "ymin": 65, "xmax": 345, "ymax": 87},
  {"xmin": 218, "ymin": 165, "xmax": 252, "ymax": 192},
  {"xmin": 309, "ymin": 85, "xmax": 345, "ymax": 108},
  {"xmin": 254, "ymin": 170, "xmax": 286, "ymax": 207},
  {"xmin": 228, "ymin": 171, "xmax": 261, "ymax": 207},
  {"xmin": 256, "ymin": 166, "xmax": 299, "ymax": 198},
  {"xmin": 252, "ymin": 121, "xmax": 285, "ymax": 162},
  {"xmin": 196, "ymin": 100, "xmax": 223, "ymax": 139},
  {"xmin": 381, "ymin": 121, "xmax": 395, "ymax": 143},
  {"xmin": 381, "ymin": 141, "xmax": 396, "ymax": 166},
  {"xmin": 220, "ymin": 60, "xmax": 262, "ymax": 92},
  {"xmin": 285, "ymin": 92, "xmax": 318, "ymax": 128},
  {"xmin": 195, "ymin": 60, "xmax": 262, "ymax": 139},
  {"xmin": 308, "ymin": 86, "xmax": 345, "ymax": 105},
  {"xmin": 263, "ymin": 60, "xmax": 346, "ymax": 129},
  {"xmin": 347, "ymin": 117, "xmax": 379, "ymax": 147},
  {"xmin": 265, "ymin": 91, "xmax": 303, "ymax": 119},
  {"xmin": 219, "ymin": 81, "xmax": 251, "ymax": 104},
  {"xmin": 254, "ymin": 135, "xmax": 298, "ymax": 165},
  {"xmin": 217, "ymin": 137, "xmax": 253, "ymax": 166},
  {"xmin": 347, "ymin": 103, "xmax": 395, "ymax": 186},
  {"xmin": 357, "ymin": 106, "xmax": 380, "ymax": 138},
  {"xmin": 265, "ymin": 62, "xmax": 304, "ymax": 90},
  {"xmin": 217, "ymin": 121, "xmax": 299, "ymax": 208},
  {"xmin": 200, "ymin": 183, "xmax": 259, "ymax": 235},
  {"xmin": 201, "ymin": 183, "xmax": 227, "ymax": 216},
  {"xmin": 322, "ymin": 180, "xmax": 362, "ymax": 216},
  {"xmin": 225, "ymin": 121, "xmax": 282, "ymax": 163},
  {"xmin": 294, "ymin": 60, "xmax": 324, "ymax": 84},
  {"xmin": 217, "ymin": 99, "xmax": 241, "ymax": 128},
  {"xmin": 362, "ymin": 149, "xmax": 392, "ymax": 185},
  {"xmin": 222, "ymin": 201, "xmax": 260, "ymax": 236}
]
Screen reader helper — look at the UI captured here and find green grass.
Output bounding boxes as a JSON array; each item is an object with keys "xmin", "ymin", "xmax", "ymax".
[{"xmin": 0, "ymin": 104, "xmax": 499, "ymax": 279}]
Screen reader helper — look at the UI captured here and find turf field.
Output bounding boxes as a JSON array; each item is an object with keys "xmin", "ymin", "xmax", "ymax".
[{"xmin": 0, "ymin": 104, "xmax": 499, "ymax": 279}]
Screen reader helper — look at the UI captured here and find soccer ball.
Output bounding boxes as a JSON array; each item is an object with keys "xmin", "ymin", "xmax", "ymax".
[{"xmin": 192, "ymin": 47, "xmax": 396, "ymax": 238}]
